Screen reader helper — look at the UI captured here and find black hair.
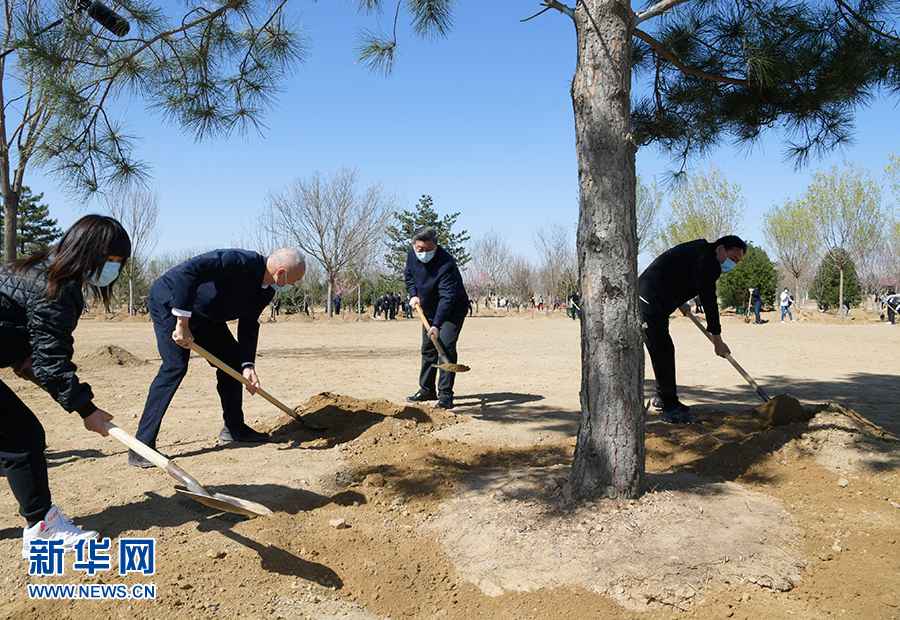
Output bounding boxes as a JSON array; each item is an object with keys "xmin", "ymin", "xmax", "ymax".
[
  {"xmin": 12, "ymin": 214, "xmax": 131, "ymax": 310},
  {"xmin": 713, "ymin": 235, "xmax": 747, "ymax": 252},
  {"xmin": 412, "ymin": 226, "xmax": 438, "ymax": 244}
]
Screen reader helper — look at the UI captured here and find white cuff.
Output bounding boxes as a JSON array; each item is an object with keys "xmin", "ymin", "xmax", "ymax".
[
  {"xmin": 241, "ymin": 363, "xmax": 255, "ymax": 369},
  {"xmin": 171, "ymin": 308, "xmax": 192, "ymax": 318}
]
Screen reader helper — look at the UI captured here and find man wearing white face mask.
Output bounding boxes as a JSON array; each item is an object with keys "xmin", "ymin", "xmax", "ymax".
[
  {"xmin": 638, "ymin": 235, "xmax": 747, "ymax": 424},
  {"xmin": 131, "ymin": 248, "xmax": 305, "ymax": 467},
  {"xmin": 404, "ymin": 227, "xmax": 469, "ymax": 409}
]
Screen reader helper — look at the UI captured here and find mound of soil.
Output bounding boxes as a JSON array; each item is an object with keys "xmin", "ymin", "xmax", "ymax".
[
  {"xmin": 756, "ymin": 394, "xmax": 812, "ymax": 427},
  {"xmin": 79, "ymin": 344, "xmax": 145, "ymax": 367},
  {"xmin": 267, "ymin": 392, "xmax": 460, "ymax": 450}
]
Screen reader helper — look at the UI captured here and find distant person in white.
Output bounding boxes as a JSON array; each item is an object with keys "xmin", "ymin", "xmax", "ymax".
[{"xmin": 780, "ymin": 288, "xmax": 794, "ymax": 322}]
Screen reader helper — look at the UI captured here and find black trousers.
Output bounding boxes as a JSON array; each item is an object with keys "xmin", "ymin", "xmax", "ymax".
[
  {"xmin": 0, "ymin": 380, "xmax": 51, "ymax": 526},
  {"xmin": 419, "ymin": 318, "xmax": 464, "ymax": 397},
  {"xmin": 641, "ymin": 312, "xmax": 678, "ymax": 408},
  {"xmin": 136, "ymin": 298, "xmax": 247, "ymax": 448}
]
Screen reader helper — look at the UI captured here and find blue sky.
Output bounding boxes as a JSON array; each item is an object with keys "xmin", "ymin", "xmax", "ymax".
[{"xmin": 25, "ymin": 1, "xmax": 899, "ymax": 266}]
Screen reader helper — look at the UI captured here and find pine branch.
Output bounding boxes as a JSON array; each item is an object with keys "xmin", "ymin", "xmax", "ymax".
[
  {"xmin": 633, "ymin": 28, "xmax": 749, "ymax": 86},
  {"xmin": 834, "ymin": 0, "xmax": 900, "ymax": 43}
]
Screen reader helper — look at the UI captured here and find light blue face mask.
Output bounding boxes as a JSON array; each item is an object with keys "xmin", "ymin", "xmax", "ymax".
[
  {"xmin": 720, "ymin": 258, "xmax": 737, "ymax": 273},
  {"xmin": 88, "ymin": 261, "xmax": 121, "ymax": 287},
  {"xmin": 416, "ymin": 249, "xmax": 436, "ymax": 263}
]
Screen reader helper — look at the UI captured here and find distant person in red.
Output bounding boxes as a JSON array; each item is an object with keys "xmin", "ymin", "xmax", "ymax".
[{"xmin": 638, "ymin": 236, "xmax": 747, "ymax": 424}]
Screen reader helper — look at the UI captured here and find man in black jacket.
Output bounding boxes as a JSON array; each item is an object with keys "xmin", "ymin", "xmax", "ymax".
[
  {"xmin": 404, "ymin": 227, "xmax": 469, "ymax": 409},
  {"xmin": 131, "ymin": 248, "xmax": 305, "ymax": 467},
  {"xmin": 639, "ymin": 235, "xmax": 747, "ymax": 423}
]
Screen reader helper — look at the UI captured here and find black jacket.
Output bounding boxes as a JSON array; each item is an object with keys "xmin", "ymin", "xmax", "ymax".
[
  {"xmin": 150, "ymin": 249, "xmax": 274, "ymax": 365},
  {"xmin": 638, "ymin": 239, "xmax": 724, "ymax": 335},
  {"xmin": 404, "ymin": 247, "xmax": 469, "ymax": 328},
  {"xmin": 0, "ymin": 263, "xmax": 96, "ymax": 417}
]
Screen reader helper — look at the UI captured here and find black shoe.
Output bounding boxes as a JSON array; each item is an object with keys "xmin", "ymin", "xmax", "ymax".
[
  {"xmin": 406, "ymin": 389, "xmax": 437, "ymax": 403},
  {"xmin": 219, "ymin": 425, "xmax": 269, "ymax": 445},
  {"xmin": 650, "ymin": 397, "xmax": 665, "ymax": 412},
  {"xmin": 128, "ymin": 450, "xmax": 157, "ymax": 469},
  {"xmin": 435, "ymin": 396, "xmax": 454, "ymax": 410},
  {"xmin": 659, "ymin": 402, "xmax": 693, "ymax": 424}
]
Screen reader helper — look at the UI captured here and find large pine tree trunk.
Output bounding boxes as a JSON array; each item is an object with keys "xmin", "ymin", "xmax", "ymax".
[
  {"xmin": 3, "ymin": 191, "xmax": 19, "ymax": 262},
  {"xmin": 569, "ymin": 0, "xmax": 644, "ymax": 500}
]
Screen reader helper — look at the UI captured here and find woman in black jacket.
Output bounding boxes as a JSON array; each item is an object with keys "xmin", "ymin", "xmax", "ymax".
[{"xmin": 0, "ymin": 214, "xmax": 130, "ymax": 558}]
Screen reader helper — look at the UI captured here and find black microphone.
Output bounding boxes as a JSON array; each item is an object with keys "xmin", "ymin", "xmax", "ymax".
[{"xmin": 78, "ymin": 0, "xmax": 130, "ymax": 37}]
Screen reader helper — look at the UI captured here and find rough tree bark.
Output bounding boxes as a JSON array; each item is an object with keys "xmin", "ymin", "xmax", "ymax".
[
  {"xmin": 3, "ymin": 193, "xmax": 18, "ymax": 262},
  {"xmin": 569, "ymin": 0, "xmax": 645, "ymax": 499}
]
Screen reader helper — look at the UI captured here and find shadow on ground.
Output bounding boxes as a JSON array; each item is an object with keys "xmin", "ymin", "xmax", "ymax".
[
  {"xmin": 453, "ymin": 392, "xmax": 579, "ymax": 436},
  {"xmin": 267, "ymin": 402, "xmax": 435, "ymax": 450},
  {"xmin": 257, "ymin": 346, "xmax": 412, "ymax": 360},
  {"xmin": 45, "ymin": 448, "xmax": 106, "ymax": 468},
  {"xmin": 77, "ymin": 484, "xmax": 363, "ymax": 538},
  {"xmin": 348, "ymin": 392, "xmax": 897, "ymax": 511}
]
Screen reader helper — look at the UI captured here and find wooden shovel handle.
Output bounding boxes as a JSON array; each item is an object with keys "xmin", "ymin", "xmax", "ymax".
[
  {"xmin": 104, "ymin": 423, "xmax": 205, "ymax": 492},
  {"xmin": 190, "ymin": 343, "xmax": 300, "ymax": 420},
  {"xmin": 678, "ymin": 305, "xmax": 770, "ymax": 402},
  {"xmin": 414, "ymin": 304, "xmax": 450, "ymax": 362}
]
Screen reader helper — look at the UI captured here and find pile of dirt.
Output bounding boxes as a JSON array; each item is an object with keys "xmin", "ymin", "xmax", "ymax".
[
  {"xmin": 791, "ymin": 404, "xmax": 899, "ymax": 474},
  {"xmin": 755, "ymin": 394, "xmax": 813, "ymax": 427},
  {"xmin": 79, "ymin": 344, "xmax": 145, "ymax": 367},
  {"xmin": 267, "ymin": 392, "xmax": 461, "ymax": 450}
]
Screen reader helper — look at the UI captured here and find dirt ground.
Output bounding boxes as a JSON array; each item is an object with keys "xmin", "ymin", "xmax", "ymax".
[{"xmin": 1, "ymin": 310, "xmax": 898, "ymax": 619}]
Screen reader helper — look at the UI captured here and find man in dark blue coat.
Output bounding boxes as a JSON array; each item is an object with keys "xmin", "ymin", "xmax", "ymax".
[
  {"xmin": 131, "ymin": 248, "xmax": 306, "ymax": 467},
  {"xmin": 404, "ymin": 227, "xmax": 469, "ymax": 409}
]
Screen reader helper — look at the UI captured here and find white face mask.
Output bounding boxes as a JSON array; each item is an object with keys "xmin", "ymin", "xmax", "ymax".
[
  {"xmin": 416, "ymin": 249, "xmax": 436, "ymax": 263},
  {"xmin": 87, "ymin": 261, "xmax": 121, "ymax": 287}
]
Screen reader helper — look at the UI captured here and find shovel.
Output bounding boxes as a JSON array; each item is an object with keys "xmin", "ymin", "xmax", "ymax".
[
  {"xmin": 104, "ymin": 423, "xmax": 272, "ymax": 519},
  {"xmin": 679, "ymin": 304, "xmax": 770, "ymax": 402},
  {"xmin": 190, "ymin": 343, "xmax": 327, "ymax": 432},
  {"xmin": 414, "ymin": 305, "xmax": 470, "ymax": 373}
]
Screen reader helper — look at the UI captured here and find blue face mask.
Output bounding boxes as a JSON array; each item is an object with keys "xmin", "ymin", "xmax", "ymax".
[
  {"xmin": 416, "ymin": 249, "xmax": 436, "ymax": 263},
  {"xmin": 720, "ymin": 258, "xmax": 737, "ymax": 274},
  {"xmin": 88, "ymin": 261, "xmax": 121, "ymax": 287},
  {"xmin": 272, "ymin": 284, "xmax": 286, "ymax": 292}
]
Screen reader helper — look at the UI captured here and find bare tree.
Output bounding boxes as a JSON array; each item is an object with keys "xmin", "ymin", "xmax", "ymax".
[
  {"xmin": 763, "ymin": 199, "xmax": 820, "ymax": 300},
  {"xmin": 807, "ymin": 164, "xmax": 885, "ymax": 311},
  {"xmin": 105, "ymin": 187, "xmax": 158, "ymax": 315},
  {"xmin": 462, "ymin": 267, "xmax": 489, "ymax": 313},
  {"xmin": 655, "ymin": 167, "xmax": 744, "ymax": 253},
  {"xmin": 636, "ymin": 175, "xmax": 663, "ymax": 253},
  {"xmin": 469, "ymin": 232, "xmax": 513, "ymax": 295},
  {"xmin": 508, "ymin": 256, "xmax": 536, "ymax": 307},
  {"xmin": 265, "ymin": 169, "xmax": 392, "ymax": 317},
  {"xmin": 535, "ymin": 223, "xmax": 577, "ymax": 301}
]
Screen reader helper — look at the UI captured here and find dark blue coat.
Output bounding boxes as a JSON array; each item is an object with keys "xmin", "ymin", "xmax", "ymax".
[
  {"xmin": 150, "ymin": 249, "xmax": 274, "ymax": 364},
  {"xmin": 404, "ymin": 246, "xmax": 469, "ymax": 327}
]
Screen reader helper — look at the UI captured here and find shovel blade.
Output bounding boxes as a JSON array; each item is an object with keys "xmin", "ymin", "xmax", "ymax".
[
  {"xmin": 175, "ymin": 487, "xmax": 273, "ymax": 519},
  {"xmin": 432, "ymin": 363, "xmax": 471, "ymax": 373}
]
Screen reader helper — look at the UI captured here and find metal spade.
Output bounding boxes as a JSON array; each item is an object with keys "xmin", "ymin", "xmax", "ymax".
[
  {"xmin": 105, "ymin": 423, "xmax": 272, "ymax": 518},
  {"xmin": 414, "ymin": 305, "xmax": 470, "ymax": 373}
]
